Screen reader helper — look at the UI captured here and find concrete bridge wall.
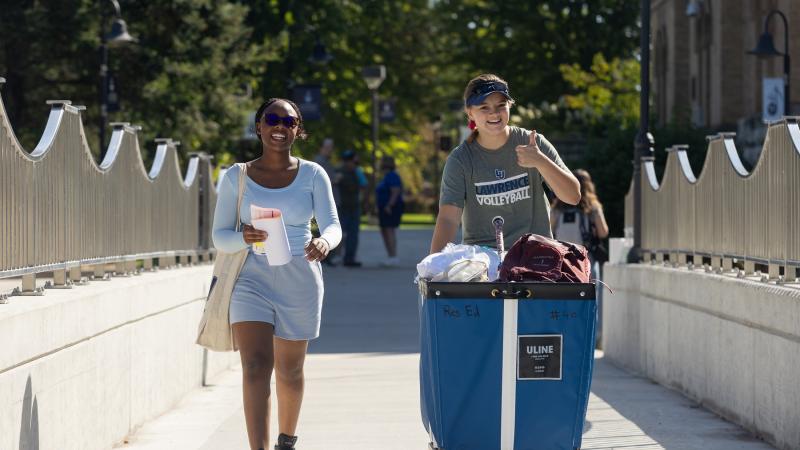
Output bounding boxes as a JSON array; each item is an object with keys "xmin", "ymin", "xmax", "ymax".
[
  {"xmin": 0, "ymin": 265, "xmax": 238, "ymax": 450},
  {"xmin": 603, "ymin": 264, "xmax": 800, "ymax": 450}
]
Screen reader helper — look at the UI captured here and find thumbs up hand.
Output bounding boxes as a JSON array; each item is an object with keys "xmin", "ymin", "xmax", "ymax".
[{"xmin": 515, "ymin": 130, "xmax": 546, "ymax": 169}]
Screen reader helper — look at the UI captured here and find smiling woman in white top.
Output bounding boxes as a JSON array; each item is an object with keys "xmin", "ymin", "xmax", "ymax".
[{"xmin": 212, "ymin": 98, "xmax": 341, "ymax": 450}]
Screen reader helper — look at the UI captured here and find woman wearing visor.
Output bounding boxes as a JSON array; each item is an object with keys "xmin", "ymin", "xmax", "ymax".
[{"xmin": 430, "ymin": 74, "xmax": 581, "ymax": 254}]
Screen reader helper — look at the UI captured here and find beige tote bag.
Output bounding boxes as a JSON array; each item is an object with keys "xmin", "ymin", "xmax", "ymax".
[{"xmin": 196, "ymin": 163, "xmax": 249, "ymax": 352}]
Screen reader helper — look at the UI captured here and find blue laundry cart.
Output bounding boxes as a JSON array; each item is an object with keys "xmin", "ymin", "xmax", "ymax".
[{"xmin": 419, "ymin": 280, "xmax": 596, "ymax": 450}]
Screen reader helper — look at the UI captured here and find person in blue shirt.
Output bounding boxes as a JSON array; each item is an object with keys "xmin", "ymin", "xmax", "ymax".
[
  {"xmin": 212, "ymin": 98, "xmax": 341, "ymax": 450},
  {"xmin": 376, "ymin": 156, "xmax": 404, "ymax": 266}
]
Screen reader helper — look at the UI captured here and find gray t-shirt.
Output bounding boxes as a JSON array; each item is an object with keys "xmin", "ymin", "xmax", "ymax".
[{"xmin": 439, "ymin": 126, "xmax": 570, "ymax": 248}]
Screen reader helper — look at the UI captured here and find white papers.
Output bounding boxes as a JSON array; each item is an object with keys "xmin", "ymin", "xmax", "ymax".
[{"xmin": 250, "ymin": 205, "xmax": 292, "ymax": 266}]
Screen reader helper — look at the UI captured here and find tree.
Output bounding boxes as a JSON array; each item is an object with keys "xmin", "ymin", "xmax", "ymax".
[
  {"xmin": 1, "ymin": 0, "xmax": 271, "ymax": 162},
  {"xmin": 1, "ymin": 1, "xmax": 646, "ymax": 216},
  {"xmin": 546, "ymin": 53, "xmax": 710, "ymax": 236},
  {"xmin": 560, "ymin": 53, "xmax": 640, "ymax": 132},
  {"xmin": 431, "ymin": 0, "xmax": 640, "ymax": 107},
  {"xmin": 0, "ymin": 0, "xmax": 97, "ymax": 149},
  {"xmin": 233, "ymin": 0, "xmax": 466, "ymax": 207}
]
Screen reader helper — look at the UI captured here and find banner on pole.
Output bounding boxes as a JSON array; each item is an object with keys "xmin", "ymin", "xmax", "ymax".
[{"xmin": 762, "ymin": 77, "xmax": 784, "ymax": 122}]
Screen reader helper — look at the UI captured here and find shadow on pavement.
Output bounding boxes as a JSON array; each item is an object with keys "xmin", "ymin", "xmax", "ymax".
[
  {"xmin": 587, "ymin": 357, "xmax": 772, "ymax": 450},
  {"xmin": 308, "ymin": 229, "xmax": 431, "ymax": 354}
]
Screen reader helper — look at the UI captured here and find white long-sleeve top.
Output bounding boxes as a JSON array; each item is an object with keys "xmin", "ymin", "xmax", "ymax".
[{"xmin": 211, "ymin": 160, "xmax": 342, "ymax": 255}]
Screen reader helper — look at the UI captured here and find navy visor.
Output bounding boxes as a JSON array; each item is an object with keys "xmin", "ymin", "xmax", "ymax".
[{"xmin": 465, "ymin": 81, "xmax": 513, "ymax": 106}]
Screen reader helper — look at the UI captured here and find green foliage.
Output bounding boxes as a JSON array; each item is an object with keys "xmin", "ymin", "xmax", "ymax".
[
  {"xmin": 239, "ymin": 0, "xmax": 460, "ymax": 173},
  {"xmin": 0, "ymin": 0, "xmax": 98, "ymax": 148},
  {"xmin": 121, "ymin": 1, "xmax": 272, "ymax": 162},
  {"xmin": 511, "ymin": 51, "xmax": 712, "ymax": 237},
  {"xmin": 579, "ymin": 127, "xmax": 636, "ymax": 237},
  {"xmin": 560, "ymin": 54, "xmax": 640, "ymax": 131},
  {"xmin": 544, "ymin": 52, "xmax": 641, "ymax": 235},
  {"xmin": 508, "ymin": 52, "xmax": 640, "ymax": 148},
  {"xmin": 1, "ymin": 0, "xmax": 271, "ymax": 163},
  {"xmin": 1, "ymin": 0, "xmax": 651, "ymax": 219},
  {"xmin": 431, "ymin": 0, "xmax": 639, "ymax": 107}
]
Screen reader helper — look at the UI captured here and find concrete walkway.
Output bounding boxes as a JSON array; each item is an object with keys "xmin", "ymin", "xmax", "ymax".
[{"xmin": 119, "ymin": 229, "xmax": 774, "ymax": 450}]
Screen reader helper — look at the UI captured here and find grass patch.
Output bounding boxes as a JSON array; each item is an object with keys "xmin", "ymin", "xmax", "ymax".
[
  {"xmin": 401, "ymin": 213, "xmax": 436, "ymax": 226},
  {"xmin": 359, "ymin": 212, "xmax": 436, "ymax": 230}
]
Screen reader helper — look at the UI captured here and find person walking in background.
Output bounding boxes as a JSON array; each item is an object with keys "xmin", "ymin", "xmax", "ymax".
[
  {"xmin": 212, "ymin": 98, "xmax": 341, "ymax": 450},
  {"xmin": 430, "ymin": 73, "xmax": 580, "ymax": 254},
  {"xmin": 314, "ymin": 138, "xmax": 340, "ymax": 265},
  {"xmin": 313, "ymin": 137, "xmax": 338, "ymax": 204},
  {"xmin": 550, "ymin": 168, "xmax": 609, "ymax": 346},
  {"xmin": 376, "ymin": 156, "xmax": 404, "ymax": 267},
  {"xmin": 336, "ymin": 149, "xmax": 367, "ymax": 267},
  {"xmin": 550, "ymin": 169, "xmax": 609, "ymax": 248}
]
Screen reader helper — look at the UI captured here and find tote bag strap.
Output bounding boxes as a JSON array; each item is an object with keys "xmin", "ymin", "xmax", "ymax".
[{"xmin": 235, "ymin": 162, "xmax": 247, "ymax": 232}]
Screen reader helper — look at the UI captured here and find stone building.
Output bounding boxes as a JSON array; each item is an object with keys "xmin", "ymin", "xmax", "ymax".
[{"xmin": 651, "ymin": 0, "xmax": 800, "ymax": 165}]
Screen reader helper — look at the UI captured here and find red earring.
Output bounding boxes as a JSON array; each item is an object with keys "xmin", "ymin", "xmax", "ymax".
[{"xmin": 468, "ymin": 120, "xmax": 477, "ymax": 130}]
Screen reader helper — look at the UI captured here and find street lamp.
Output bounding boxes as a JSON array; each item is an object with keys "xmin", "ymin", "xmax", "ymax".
[
  {"xmin": 361, "ymin": 65, "xmax": 386, "ymax": 212},
  {"xmin": 99, "ymin": 0, "xmax": 136, "ymax": 159},
  {"xmin": 748, "ymin": 10, "xmax": 791, "ymax": 117},
  {"xmin": 629, "ymin": 0, "xmax": 655, "ymax": 263}
]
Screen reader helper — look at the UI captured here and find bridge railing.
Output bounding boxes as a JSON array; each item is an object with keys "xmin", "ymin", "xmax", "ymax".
[
  {"xmin": 624, "ymin": 118, "xmax": 800, "ymax": 281},
  {"xmin": 0, "ymin": 78, "xmax": 219, "ymax": 297}
]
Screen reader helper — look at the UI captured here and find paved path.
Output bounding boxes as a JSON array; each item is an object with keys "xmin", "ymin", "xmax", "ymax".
[{"xmin": 120, "ymin": 229, "xmax": 774, "ymax": 450}]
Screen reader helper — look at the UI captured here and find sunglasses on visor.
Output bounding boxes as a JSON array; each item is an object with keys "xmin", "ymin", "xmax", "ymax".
[{"xmin": 262, "ymin": 113, "xmax": 300, "ymax": 129}]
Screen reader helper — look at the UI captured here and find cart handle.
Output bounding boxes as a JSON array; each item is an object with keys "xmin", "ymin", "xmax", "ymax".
[{"xmin": 491, "ymin": 288, "xmax": 532, "ymax": 299}]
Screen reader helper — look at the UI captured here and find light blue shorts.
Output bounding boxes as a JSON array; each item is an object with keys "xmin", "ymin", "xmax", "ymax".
[{"xmin": 229, "ymin": 252, "xmax": 324, "ymax": 340}]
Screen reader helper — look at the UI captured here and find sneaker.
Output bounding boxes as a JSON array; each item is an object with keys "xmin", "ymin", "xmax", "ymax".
[
  {"xmin": 380, "ymin": 256, "xmax": 401, "ymax": 267},
  {"xmin": 275, "ymin": 433, "xmax": 297, "ymax": 450},
  {"xmin": 343, "ymin": 260, "xmax": 363, "ymax": 267}
]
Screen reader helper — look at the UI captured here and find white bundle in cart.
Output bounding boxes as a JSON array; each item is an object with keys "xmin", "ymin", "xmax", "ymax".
[{"xmin": 417, "ymin": 243, "xmax": 501, "ymax": 282}]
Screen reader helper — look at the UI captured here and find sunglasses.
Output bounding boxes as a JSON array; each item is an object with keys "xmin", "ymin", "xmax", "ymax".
[{"xmin": 262, "ymin": 113, "xmax": 300, "ymax": 129}]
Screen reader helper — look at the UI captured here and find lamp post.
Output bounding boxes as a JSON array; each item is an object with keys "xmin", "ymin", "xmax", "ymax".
[
  {"xmin": 99, "ymin": 0, "xmax": 136, "ymax": 159},
  {"xmin": 361, "ymin": 65, "xmax": 386, "ymax": 212},
  {"xmin": 748, "ymin": 9, "xmax": 791, "ymax": 117},
  {"xmin": 629, "ymin": 0, "xmax": 655, "ymax": 263},
  {"xmin": 431, "ymin": 116, "xmax": 442, "ymax": 214}
]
